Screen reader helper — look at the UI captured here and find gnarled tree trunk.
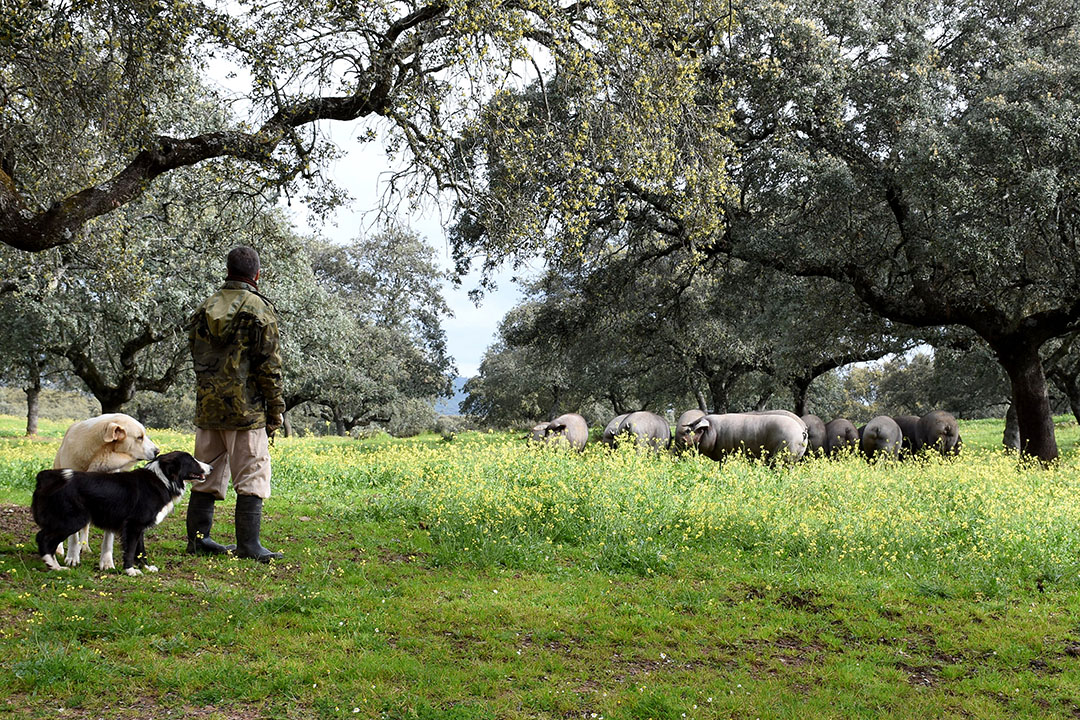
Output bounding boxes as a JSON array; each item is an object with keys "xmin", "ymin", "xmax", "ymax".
[
  {"xmin": 331, "ymin": 405, "xmax": 347, "ymax": 436},
  {"xmin": 994, "ymin": 339, "xmax": 1058, "ymax": 461},
  {"xmin": 61, "ymin": 327, "xmax": 182, "ymax": 416}
]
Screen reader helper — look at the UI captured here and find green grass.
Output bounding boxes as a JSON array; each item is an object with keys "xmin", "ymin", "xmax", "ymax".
[{"xmin": 2, "ymin": 415, "xmax": 1080, "ymax": 718}]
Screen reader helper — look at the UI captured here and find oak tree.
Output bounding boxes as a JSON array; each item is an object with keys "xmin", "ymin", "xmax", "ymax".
[
  {"xmin": 2, "ymin": 0, "xmax": 733, "ymax": 261},
  {"xmin": 453, "ymin": 0, "xmax": 1080, "ymax": 459}
]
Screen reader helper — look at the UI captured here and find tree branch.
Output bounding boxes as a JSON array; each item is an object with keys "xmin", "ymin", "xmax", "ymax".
[{"xmin": 2, "ymin": 1, "xmax": 452, "ymax": 253}]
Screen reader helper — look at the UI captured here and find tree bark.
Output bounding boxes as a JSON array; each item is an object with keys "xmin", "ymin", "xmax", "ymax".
[
  {"xmin": 1051, "ymin": 372, "xmax": 1080, "ymax": 426},
  {"xmin": 282, "ymin": 411, "xmax": 293, "ymax": 438},
  {"xmin": 607, "ymin": 388, "xmax": 628, "ymax": 416},
  {"xmin": 98, "ymin": 397, "xmax": 128, "ymax": 414},
  {"xmin": 24, "ymin": 372, "xmax": 41, "ymax": 437},
  {"xmin": 791, "ymin": 378, "xmax": 811, "ymax": 417},
  {"xmin": 1003, "ymin": 404, "xmax": 1020, "ymax": 451},
  {"xmin": 994, "ymin": 340, "xmax": 1058, "ymax": 461},
  {"xmin": 60, "ymin": 326, "xmax": 177, "ymax": 414},
  {"xmin": 547, "ymin": 384, "xmax": 562, "ymax": 421},
  {"xmin": 331, "ymin": 406, "xmax": 347, "ymax": 436},
  {"xmin": 693, "ymin": 388, "xmax": 709, "ymax": 413},
  {"xmin": 706, "ymin": 373, "xmax": 731, "ymax": 414}
]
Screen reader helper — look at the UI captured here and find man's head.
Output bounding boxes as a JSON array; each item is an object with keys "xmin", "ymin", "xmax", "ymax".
[{"xmin": 226, "ymin": 246, "xmax": 261, "ymax": 282}]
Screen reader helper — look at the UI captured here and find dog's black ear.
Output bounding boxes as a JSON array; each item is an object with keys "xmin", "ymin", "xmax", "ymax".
[
  {"xmin": 170, "ymin": 454, "xmax": 189, "ymax": 475},
  {"xmin": 151, "ymin": 452, "xmax": 179, "ymax": 477}
]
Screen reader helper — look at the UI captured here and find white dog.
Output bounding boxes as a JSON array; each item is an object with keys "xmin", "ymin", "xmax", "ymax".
[{"xmin": 52, "ymin": 414, "xmax": 159, "ymax": 569}]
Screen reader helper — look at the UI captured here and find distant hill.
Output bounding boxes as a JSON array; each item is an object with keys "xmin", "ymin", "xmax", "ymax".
[{"xmin": 434, "ymin": 377, "xmax": 469, "ymax": 416}]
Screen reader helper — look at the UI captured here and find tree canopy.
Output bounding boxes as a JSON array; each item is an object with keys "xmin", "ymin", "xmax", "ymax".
[
  {"xmin": 293, "ymin": 227, "xmax": 457, "ymax": 434},
  {"xmin": 452, "ymin": 0, "xmax": 1080, "ymax": 459},
  {"xmin": 1, "ymin": 0, "xmax": 734, "ymax": 260},
  {"xmin": 714, "ymin": 0, "xmax": 1080, "ymax": 460},
  {"xmin": 5, "ymin": 0, "xmax": 1080, "ymax": 457},
  {"xmin": 462, "ymin": 252, "xmax": 921, "ymax": 425}
]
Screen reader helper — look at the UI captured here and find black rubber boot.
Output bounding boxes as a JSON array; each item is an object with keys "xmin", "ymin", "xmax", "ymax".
[
  {"xmin": 234, "ymin": 495, "xmax": 283, "ymax": 563},
  {"xmin": 186, "ymin": 490, "xmax": 236, "ymax": 555}
]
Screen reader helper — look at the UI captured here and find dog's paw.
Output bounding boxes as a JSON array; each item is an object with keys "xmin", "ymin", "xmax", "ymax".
[
  {"xmin": 42, "ymin": 555, "xmax": 69, "ymax": 571},
  {"xmin": 98, "ymin": 554, "xmax": 115, "ymax": 571},
  {"xmin": 64, "ymin": 552, "xmax": 81, "ymax": 567},
  {"xmin": 144, "ymin": 565, "xmax": 159, "ymax": 573},
  {"xmin": 124, "ymin": 567, "xmax": 143, "ymax": 577}
]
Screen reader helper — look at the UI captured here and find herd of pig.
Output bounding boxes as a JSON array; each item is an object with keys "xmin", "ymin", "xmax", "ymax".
[{"xmin": 529, "ymin": 409, "xmax": 962, "ymax": 463}]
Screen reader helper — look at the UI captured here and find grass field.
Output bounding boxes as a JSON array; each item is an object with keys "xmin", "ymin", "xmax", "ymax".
[{"xmin": 2, "ymin": 415, "xmax": 1080, "ymax": 718}]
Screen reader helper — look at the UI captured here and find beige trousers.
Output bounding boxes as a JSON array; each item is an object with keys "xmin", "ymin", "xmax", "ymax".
[{"xmin": 193, "ymin": 428, "xmax": 272, "ymax": 500}]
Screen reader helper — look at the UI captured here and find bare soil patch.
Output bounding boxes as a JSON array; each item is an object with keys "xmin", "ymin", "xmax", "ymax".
[{"xmin": 0, "ymin": 503, "xmax": 33, "ymax": 538}]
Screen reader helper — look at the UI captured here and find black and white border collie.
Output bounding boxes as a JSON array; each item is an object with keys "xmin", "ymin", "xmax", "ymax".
[{"xmin": 32, "ymin": 451, "xmax": 211, "ymax": 576}]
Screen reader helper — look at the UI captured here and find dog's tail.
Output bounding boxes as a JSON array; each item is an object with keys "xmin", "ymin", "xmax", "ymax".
[
  {"xmin": 34, "ymin": 468, "xmax": 73, "ymax": 494},
  {"xmin": 31, "ymin": 470, "xmax": 72, "ymax": 521},
  {"xmin": 31, "ymin": 469, "xmax": 72, "ymax": 527}
]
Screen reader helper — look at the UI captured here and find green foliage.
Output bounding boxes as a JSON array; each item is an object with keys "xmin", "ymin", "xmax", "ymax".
[
  {"xmin": 810, "ymin": 347, "xmax": 1013, "ymax": 422},
  {"xmin": 3, "ymin": 0, "xmax": 739, "ymax": 260},
  {"xmin": 0, "ymin": 0, "xmax": 208, "ymax": 204},
  {"xmin": 1, "ymin": 175, "xmax": 452, "ymax": 432},
  {"xmin": 450, "ymin": 0, "xmax": 1080, "ymax": 459},
  {"xmin": 0, "ymin": 61, "xmax": 315, "ymax": 413},
  {"xmin": 464, "ymin": 260, "xmax": 920, "ymax": 424},
  {"xmin": 289, "ymin": 227, "xmax": 456, "ymax": 435},
  {"xmin": 451, "ymin": 0, "xmax": 737, "ymax": 277},
  {"xmin": 125, "ymin": 388, "xmax": 198, "ymax": 431},
  {"xmin": 385, "ymin": 398, "xmax": 439, "ymax": 438},
  {"xmin": 714, "ymin": 0, "xmax": 1080, "ymax": 457}
]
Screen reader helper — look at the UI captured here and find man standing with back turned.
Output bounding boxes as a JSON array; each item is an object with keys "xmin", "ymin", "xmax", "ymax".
[{"xmin": 186, "ymin": 246, "xmax": 285, "ymax": 563}]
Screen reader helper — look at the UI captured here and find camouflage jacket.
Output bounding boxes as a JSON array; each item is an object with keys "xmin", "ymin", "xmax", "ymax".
[{"xmin": 188, "ymin": 281, "xmax": 285, "ymax": 430}]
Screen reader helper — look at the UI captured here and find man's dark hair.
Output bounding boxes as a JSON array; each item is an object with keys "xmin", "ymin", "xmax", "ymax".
[{"xmin": 226, "ymin": 246, "xmax": 260, "ymax": 280}]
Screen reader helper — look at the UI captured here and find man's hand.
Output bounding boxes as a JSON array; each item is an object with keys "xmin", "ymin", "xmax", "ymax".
[{"xmin": 266, "ymin": 412, "xmax": 283, "ymax": 437}]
